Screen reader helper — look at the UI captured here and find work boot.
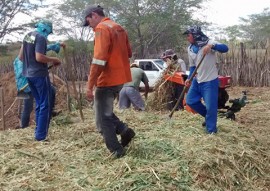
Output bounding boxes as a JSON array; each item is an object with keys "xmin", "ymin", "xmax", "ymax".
[
  {"xmin": 202, "ymin": 121, "xmax": 206, "ymax": 127},
  {"xmin": 121, "ymin": 128, "xmax": 135, "ymax": 147},
  {"xmin": 52, "ymin": 110, "xmax": 61, "ymax": 117},
  {"xmin": 113, "ymin": 147, "xmax": 126, "ymax": 159}
]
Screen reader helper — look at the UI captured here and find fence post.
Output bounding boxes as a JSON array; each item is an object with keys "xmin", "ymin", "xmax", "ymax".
[{"xmin": 0, "ymin": 88, "xmax": 5, "ymax": 130}]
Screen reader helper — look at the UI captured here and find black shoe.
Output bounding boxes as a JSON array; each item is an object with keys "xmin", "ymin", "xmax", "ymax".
[
  {"xmin": 113, "ymin": 147, "xmax": 126, "ymax": 158},
  {"xmin": 202, "ymin": 121, "xmax": 206, "ymax": 127},
  {"xmin": 121, "ymin": 128, "xmax": 135, "ymax": 147},
  {"xmin": 52, "ymin": 110, "xmax": 61, "ymax": 117}
]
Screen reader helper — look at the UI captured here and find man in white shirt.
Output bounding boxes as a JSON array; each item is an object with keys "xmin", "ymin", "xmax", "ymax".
[
  {"xmin": 183, "ymin": 26, "xmax": 229, "ymax": 133},
  {"xmin": 161, "ymin": 49, "xmax": 187, "ymax": 110}
]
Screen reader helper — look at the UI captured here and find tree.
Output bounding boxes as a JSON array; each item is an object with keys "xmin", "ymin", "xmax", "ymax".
[
  {"xmin": 224, "ymin": 26, "xmax": 239, "ymax": 41},
  {"xmin": 240, "ymin": 8, "xmax": 270, "ymax": 48},
  {"xmin": 0, "ymin": 0, "xmax": 45, "ymax": 43},
  {"xmin": 225, "ymin": 8, "xmax": 270, "ymax": 48},
  {"xmin": 46, "ymin": 0, "xmax": 94, "ymax": 41},
  {"xmin": 99, "ymin": 0, "xmax": 206, "ymax": 58},
  {"xmin": 55, "ymin": 0, "xmax": 205, "ymax": 58}
]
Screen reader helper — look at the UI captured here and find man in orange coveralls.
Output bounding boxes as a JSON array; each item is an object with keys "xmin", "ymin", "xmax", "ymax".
[{"xmin": 82, "ymin": 5, "xmax": 135, "ymax": 158}]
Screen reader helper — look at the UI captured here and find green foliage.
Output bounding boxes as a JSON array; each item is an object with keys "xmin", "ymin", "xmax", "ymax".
[
  {"xmin": 0, "ymin": 43, "xmax": 20, "ymax": 65},
  {"xmin": 53, "ymin": 114, "xmax": 73, "ymax": 125},
  {"xmin": 103, "ymin": 0, "xmax": 205, "ymax": 58},
  {"xmin": 225, "ymin": 8, "xmax": 270, "ymax": 48},
  {"xmin": 0, "ymin": 0, "xmax": 44, "ymax": 42},
  {"xmin": 55, "ymin": 0, "xmax": 206, "ymax": 58},
  {"xmin": 48, "ymin": 0, "xmax": 96, "ymax": 41},
  {"xmin": 224, "ymin": 25, "xmax": 242, "ymax": 41},
  {"xmin": 0, "ymin": 45, "xmax": 8, "ymax": 56}
]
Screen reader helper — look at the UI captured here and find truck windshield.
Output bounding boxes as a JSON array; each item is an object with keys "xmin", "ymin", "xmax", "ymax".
[{"xmin": 154, "ymin": 60, "xmax": 165, "ymax": 69}]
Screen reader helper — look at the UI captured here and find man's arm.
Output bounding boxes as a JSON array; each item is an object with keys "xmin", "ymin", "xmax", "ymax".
[
  {"xmin": 36, "ymin": 52, "xmax": 61, "ymax": 66},
  {"xmin": 35, "ymin": 34, "xmax": 61, "ymax": 66},
  {"xmin": 86, "ymin": 64, "xmax": 104, "ymax": 101},
  {"xmin": 143, "ymin": 81, "xmax": 149, "ymax": 99},
  {"xmin": 86, "ymin": 27, "xmax": 110, "ymax": 101},
  {"xmin": 87, "ymin": 64, "xmax": 104, "ymax": 90},
  {"xmin": 212, "ymin": 43, "xmax": 229, "ymax": 53},
  {"xmin": 203, "ymin": 42, "xmax": 229, "ymax": 55},
  {"xmin": 185, "ymin": 46, "xmax": 196, "ymax": 87},
  {"xmin": 126, "ymin": 34, "xmax": 132, "ymax": 58},
  {"xmin": 18, "ymin": 45, "xmax": 23, "ymax": 61},
  {"xmin": 142, "ymin": 72, "xmax": 149, "ymax": 99}
]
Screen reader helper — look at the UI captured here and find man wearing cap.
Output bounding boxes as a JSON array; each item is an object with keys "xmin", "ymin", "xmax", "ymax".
[
  {"xmin": 161, "ymin": 49, "xmax": 187, "ymax": 110},
  {"xmin": 183, "ymin": 26, "xmax": 228, "ymax": 134},
  {"xmin": 119, "ymin": 63, "xmax": 149, "ymax": 111},
  {"xmin": 162, "ymin": 49, "xmax": 186, "ymax": 73},
  {"xmin": 18, "ymin": 20, "xmax": 61, "ymax": 141},
  {"xmin": 14, "ymin": 42, "xmax": 65, "ymax": 128},
  {"xmin": 83, "ymin": 5, "xmax": 135, "ymax": 158}
]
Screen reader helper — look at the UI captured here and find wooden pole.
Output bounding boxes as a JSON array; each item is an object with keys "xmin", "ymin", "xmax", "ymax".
[{"xmin": 0, "ymin": 88, "xmax": 5, "ymax": 130}]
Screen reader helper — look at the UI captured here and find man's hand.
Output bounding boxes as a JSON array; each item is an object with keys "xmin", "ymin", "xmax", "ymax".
[
  {"xmin": 143, "ymin": 92, "xmax": 148, "ymax": 100},
  {"xmin": 185, "ymin": 79, "xmax": 191, "ymax": 87},
  {"xmin": 203, "ymin": 44, "xmax": 213, "ymax": 55},
  {"xmin": 52, "ymin": 58, "xmax": 61, "ymax": 67},
  {"xmin": 60, "ymin": 42, "xmax": 66, "ymax": 49},
  {"xmin": 86, "ymin": 88, "xmax": 94, "ymax": 101}
]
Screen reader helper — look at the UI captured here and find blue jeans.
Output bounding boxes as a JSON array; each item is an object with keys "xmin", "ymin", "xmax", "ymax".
[
  {"xmin": 20, "ymin": 86, "xmax": 56, "ymax": 128},
  {"xmin": 27, "ymin": 76, "xmax": 53, "ymax": 141},
  {"xmin": 95, "ymin": 85, "xmax": 127, "ymax": 153},
  {"xmin": 186, "ymin": 78, "xmax": 219, "ymax": 133}
]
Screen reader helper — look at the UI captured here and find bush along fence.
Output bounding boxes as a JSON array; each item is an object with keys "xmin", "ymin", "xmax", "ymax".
[
  {"xmin": 0, "ymin": 43, "xmax": 269, "ymax": 87},
  {"xmin": 218, "ymin": 42, "xmax": 270, "ymax": 87}
]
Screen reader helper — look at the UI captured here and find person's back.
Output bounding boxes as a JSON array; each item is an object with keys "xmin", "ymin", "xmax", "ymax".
[
  {"xmin": 124, "ymin": 67, "xmax": 148, "ymax": 89},
  {"xmin": 18, "ymin": 19, "xmax": 61, "ymax": 141},
  {"xmin": 94, "ymin": 18, "xmax": 132, "ymax": 87},
  {"xmin": 119, "ymin": 64, "xmax": 149, "ymax": 111},
  {"xmin": 22, "ymin": 31, "xmax": 48, "ymax": 77}
]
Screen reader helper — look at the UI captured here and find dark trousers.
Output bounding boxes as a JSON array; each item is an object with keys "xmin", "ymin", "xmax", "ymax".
[
  {"xmin": 94, "ymin": 85, "xmax": 127, "ymax": 152},
  {"xmin": 20, "ymin": 93, "xmax": 34, "ymax": 128},
  {"xmin": 174, "ymin": 83, "xmax": 184, "ymax": 109},
  {"xmin": 20, "ymin": 85, "xmax": 56, "ymax": 128}
]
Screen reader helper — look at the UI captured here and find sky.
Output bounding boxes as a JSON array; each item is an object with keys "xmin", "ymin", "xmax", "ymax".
[{"xmin": 201, "ymin": 0, "xmax": 270, "ymax": 27}]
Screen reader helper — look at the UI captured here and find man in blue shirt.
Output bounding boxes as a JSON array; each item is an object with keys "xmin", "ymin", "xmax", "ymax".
[
  {"xmin": 14, "ymin": 42, "xmax": 64, "ymax": 128},
  {"xmin": 183, "ymin": 26, "xmax": 229, "ymax": 134},
  {"xmin": 18, "ymin": 20, "xmax": 61, "ymax": 141}
]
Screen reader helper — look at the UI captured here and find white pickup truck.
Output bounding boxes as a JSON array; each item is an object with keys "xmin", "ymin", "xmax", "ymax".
[{"xmin": 133, "ymin": 59, "xmax": 166, "ymax": 88}]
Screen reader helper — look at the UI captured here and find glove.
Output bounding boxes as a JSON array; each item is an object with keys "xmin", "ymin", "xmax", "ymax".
[{"xmin": 47, "ymin": 42, "xmax": 61, "ymax": 53}]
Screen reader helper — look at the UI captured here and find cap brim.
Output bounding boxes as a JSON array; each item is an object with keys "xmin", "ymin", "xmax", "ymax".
[{"xmin": 82, "ymin": 18, "xmax": 88, "ymax": 27}]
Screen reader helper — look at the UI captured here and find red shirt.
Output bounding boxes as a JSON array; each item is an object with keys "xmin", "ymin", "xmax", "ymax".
[{"xmin": 91, "ymin": 17, "xmax": 132, "ymax": 87}]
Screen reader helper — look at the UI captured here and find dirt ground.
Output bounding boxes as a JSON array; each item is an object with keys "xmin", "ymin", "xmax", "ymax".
[
  {"xmin": 225, "ymin": 86, "xmax": 270, "ymax": 143},
  {"xmin": 0, "ymin": 72, "xmax": 70, "ymax": 130},
  {"xmin": 0, "ymin": 72, "xmax": 269, "ymax": 134}
]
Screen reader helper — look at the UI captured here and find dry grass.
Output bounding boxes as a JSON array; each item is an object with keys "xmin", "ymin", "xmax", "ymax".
[
  {"xmin": 0, "ymin": 87, "xmax": 269, "ymax": 191},
  {"xmin": 147, "ymin": 59, "xmax": 179, "ymax": 111}
]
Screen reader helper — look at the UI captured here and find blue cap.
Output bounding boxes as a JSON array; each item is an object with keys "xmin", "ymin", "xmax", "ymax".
[
  {"xmin": 35, "ymin": 20, "xmax": 53, "ymax": 34},
  {"xmin": 183, "ymin": 26, "xmax": 202, "ymax": 35}
]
